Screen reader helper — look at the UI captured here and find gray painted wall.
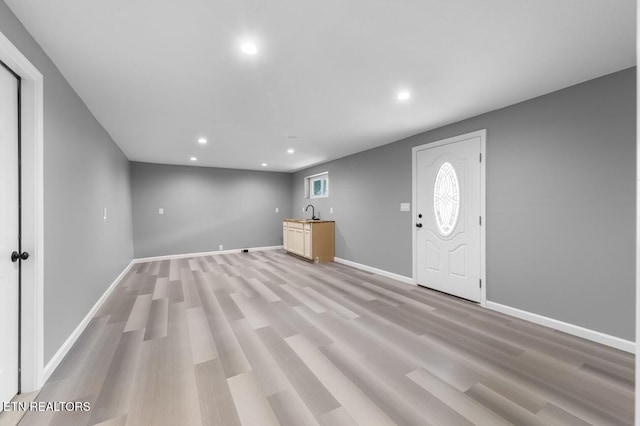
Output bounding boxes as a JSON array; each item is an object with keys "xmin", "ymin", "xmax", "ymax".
[
  {"xmin": 293, "ymin": 68, "xmax": 636, "ymax": 340},
  {"xmin": 0, "ymin": 4, "xmax": 134, "ymax": 364},
  {"xmin": 131, "ymin": 162, "xmax": 292, "ymax": 258}
]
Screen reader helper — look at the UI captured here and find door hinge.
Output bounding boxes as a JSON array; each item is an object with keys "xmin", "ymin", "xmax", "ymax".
[
  {"xmin": 479, "ymin": 216, "xmax": 482, "ymax": 226},
  {"xmin": 479, "ymin": 279, "xmax": 482, "ymax": 288},
  {"xmin": 479, "ymin": 153, "xmax": 482, "ymax": 162}
]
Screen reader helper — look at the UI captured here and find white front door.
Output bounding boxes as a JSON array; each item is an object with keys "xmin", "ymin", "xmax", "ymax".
[
  {"xmin": 415, "ymin": 131, "xmax": 484, "ymax": 302},
  {"xmin": 0, "ymin": 63, "xmax": 20, "ymax": 405}
]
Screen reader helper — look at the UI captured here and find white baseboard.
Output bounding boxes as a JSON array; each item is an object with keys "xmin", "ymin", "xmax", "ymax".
[
  {"xmin": 133, "ymin": 245, "xmax": 283, "ymax": 263},
  {"xmin": 42, "ymin": 260, "xmax": 136, "ymax": 383},
  {"xmin": 334, "ymin": 257, "xmax": 414, "ymax": 285},
  {"xmin": 486, "ymin": 301, "xmax": 635, "ymax": 354}
]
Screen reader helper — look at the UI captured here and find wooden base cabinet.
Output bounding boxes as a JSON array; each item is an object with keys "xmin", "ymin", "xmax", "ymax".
[{"xmin": 283, "ymin": 220, "xmax": 335, "ymax": 262}]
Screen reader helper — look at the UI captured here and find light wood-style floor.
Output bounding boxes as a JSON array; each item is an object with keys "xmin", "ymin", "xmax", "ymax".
[{"xmin": 18, "ymin": 250, "xmax": 634, "ymax": 425}]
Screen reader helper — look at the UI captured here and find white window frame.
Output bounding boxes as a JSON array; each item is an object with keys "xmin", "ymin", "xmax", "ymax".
[{"xmin": 305, "ymin": 171, "xmax": 329, "ymax": 199}]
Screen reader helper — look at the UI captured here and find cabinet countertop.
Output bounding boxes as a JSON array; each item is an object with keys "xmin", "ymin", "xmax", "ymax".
[{"xmin": 283, "ymin": 219, "xmax": 335, "ymax": 224}]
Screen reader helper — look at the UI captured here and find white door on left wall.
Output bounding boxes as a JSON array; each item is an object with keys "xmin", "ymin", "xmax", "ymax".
[{"xmin": 0, "ymin": 62, "xmax": 20, "ymax": 407}]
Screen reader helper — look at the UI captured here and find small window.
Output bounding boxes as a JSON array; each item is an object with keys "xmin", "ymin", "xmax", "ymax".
[{"xmin": 305, "ymin": 172, "xmax": 329, "ymax": 199}]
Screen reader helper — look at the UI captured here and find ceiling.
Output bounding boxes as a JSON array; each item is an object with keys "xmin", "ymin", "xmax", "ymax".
[{"xmin": 5, "ymin": 0, "xmax": 636, "ymax": 172}]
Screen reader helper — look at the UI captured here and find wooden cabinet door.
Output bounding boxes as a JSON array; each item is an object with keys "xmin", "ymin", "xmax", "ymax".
[
  {"xmin": 283, "ymin": 224, "xmax": 288, "ymax": 250},
  {"xmin": 288, "ymin": 228, "xmax": 303, "ymax": 255},
  {"xmin": 304, "ymin": 227, "xmax": 312, "ymax": 258}
]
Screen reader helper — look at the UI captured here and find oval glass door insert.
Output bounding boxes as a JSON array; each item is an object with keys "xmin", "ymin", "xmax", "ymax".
[{"xmin": 433, "ymin": 162, "xmax": 460, "ymax": 236}]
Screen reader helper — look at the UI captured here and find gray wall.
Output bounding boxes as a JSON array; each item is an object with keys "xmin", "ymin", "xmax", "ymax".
[
  {"xmin": 131, "ymin": 162, "xmax": 292, "ymax": 258},
  {"xmin": 293, "ymin": 68, "xmax": 636, "ymax": 340},
  {"xmin": 0, "ymin": 4, "xmax": 134, "ymax": 364}
]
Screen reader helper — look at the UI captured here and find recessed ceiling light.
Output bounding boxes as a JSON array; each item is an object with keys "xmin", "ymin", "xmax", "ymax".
[
  {"xmin": 261, "ymin": 163, "xmax": 267, "ymax": 167},
  {"xmin": 198, "ymin": 138, "xmax": 207, "ymax": 144},
  {"xmin": 397, "ymin": 91, "xmax": 411, "ymax": 101},
  {"xmin": 241, "ymin": 42, "xmax": 258, "ymax": 55},
  {"xmin": 287, "ymin": 149, "xmax": 294, "ymax": 154},
  {"xmin": 190, "ymin": 157, "xmax": 197, "ymax": 161}
]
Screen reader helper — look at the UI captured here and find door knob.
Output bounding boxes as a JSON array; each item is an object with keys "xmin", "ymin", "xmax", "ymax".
[
  {"xmin": 11, "ymin": 251, "xmax": 30, "ymax": 262},
  {"xmin": 415, "ymin": 223, "xmax": 423, "ymax": 228}
]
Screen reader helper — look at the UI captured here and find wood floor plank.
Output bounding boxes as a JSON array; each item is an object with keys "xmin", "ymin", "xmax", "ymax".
[
  {"xmin": 361, "ymin": 348, "xmax": 476, "ymax": 426},
  {"xmin": 465, "ymin": 383, "xmax": 550, "ymax": 426},
  {"xmin": 168, "ymin": 259, "xmax": 181, "ymax": 281},
  {"xmin": 188, "ymin": 258, "xmax": 201, "ymax": 271},
  {"xmin": 193, "ymin": 271, "xmax": 252, "ymax": 378},
  {"xmin": 246, "ymin": 276, "xmax": 282, "ymax": 303},
  {"xmin": 230, "ymin": 318, "xmax": 291, "ymax": 397},
  {"xmin": 535, "ymin": 403, "xmax": 593, "ymax": 426},
  {"xmin": 167, "ymin": 279, "xmax": 185, "ymax": 303},
  {"xmin": 419, "ymin": 331, "xmax": 626, "ymax": 425},
  {"xmin": 186, "ymin": 306, "xmax": 218, "ymax": 365},
  {"xmin": 152, "ymin": 277, "xmax": 169, "ymax": 300},
  {"xmin": 123, "ymin": 294, "xmax": 152, "ymax": 332},
  {"xmin": 127, "ymin": 302, "xmax": 203, "ymax": 426},
  {"xmin": 38, "ymin": 320, "xmax": 123, "ymax": 405},
  {"xmin": 257, "ymin": 326, "xmax": 341, "ymax": 417},
  {"xmin": 281, "ymin": 283, "xmax": 327, "ymax": 314},
  {"xmin": 302, "ymin": 286, "xmax": 360, "ymax": 320},
  {"xmin": 227, "ymin": 372, "xmax": 280, "ymax": 426},
  {"xmin": 31, "ymin": 250, "xmax": 634, "ymax": 426},
  {"xmin": 89, "ymin": 329, "xmax": 144, "ymax": 424},
  {"xmin": 229, "ymin": 276, "xmax": 258, "ymax": 298},
  {"xmin": 158, "ymin": 259, "xmax": 170, "ymax": 278},
  {"xmin": 580, "ymin": 362, "xmax": 635, "ymax": 392},
  {"xmin": 229, "ymin": 291, "xmax": 271, "ymax": 329},
  {"xmin": 317, "ymin": 407, "xmax": 356, "ymax": 426},
  {"xmin": 286, "ymin": 334, "xmax": 395, "ymax": 426},
  {"xmin": 93, "ymin": 415, "xmax": 128, "ymax": 426},
  {"xmin": 143, "ymin": 298, "xmax": 168, "ymax": 341},
  {"xmin": 508, "ymin": 319, "xmax": 635, "ymax": 369},
  {"xmin": 148, "ymin": 261, "xmax": 161, "ymax": 276},
  {"xmin": 181, "ymin": 267, "xmax": 202, "ymax": 308},
  {"xmin": 513, "ymin": 351, "xmax": 634, "ymax": 422},
  {"xmin": 320, "ymin": 342, "xmax": 436, "ymax": 426},
  {"xmin": 214, "ymin": 289, "xmax": 245, "ymax": 321},
  {"xmin": 267, "ymin": 389, "xmax": 320, "ymax": 426},
  {"xmin": 124, "ymin": 337, "xmax": 164, "ymax": 425},
  {"xmin": 407, "ymin": 368, "xmax": 512, "ymax": 426},
  {"xmin": 194, "ymin": 359, "xmax": 241, "ymax": 426}
]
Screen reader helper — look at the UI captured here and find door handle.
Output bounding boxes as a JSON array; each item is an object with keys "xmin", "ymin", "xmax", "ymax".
[
  {"xmin": 415, "ymin": 223, "xmax": 423, "ymax": 228},
  {"xmin": 11, "ymin": 251, "xmax": 30, "ymax": 263}
]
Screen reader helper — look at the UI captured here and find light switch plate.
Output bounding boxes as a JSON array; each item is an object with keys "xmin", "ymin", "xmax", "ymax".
[
  {"xmin": 330, "ymin": 207, "xmax": 333, "ymax": 214},
  {"xmin": 275, "ymin": 207, "xmax": 279, "ymax": 213},
  {"xmin": 400, "ymin": 202, "xmax": 410, "ymax": 212},
  {"xmin": 159, "ymin": 208, "xmax": 164, "ymax": 215}
]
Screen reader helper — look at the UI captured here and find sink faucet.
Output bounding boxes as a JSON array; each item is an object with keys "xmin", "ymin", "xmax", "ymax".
[{"xmin": 305, "ymin": 204, "xmax": 319, "ymax": 220}]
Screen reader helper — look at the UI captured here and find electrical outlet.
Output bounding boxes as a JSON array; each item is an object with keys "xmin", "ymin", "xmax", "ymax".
[
  {"xmin": 275, "ymin": 207, "xmax": 279, "ymax": 213},
  {"xmin": 302, "ymin": 206, "xmax": 305, "ymax": 212},
  {"xmin": 159, "ymin": 208, "xmax": 164, "ymax": 215},
  {"xmin": 219, "ymin": 244, "xmax": 224, "ymax": 250}
]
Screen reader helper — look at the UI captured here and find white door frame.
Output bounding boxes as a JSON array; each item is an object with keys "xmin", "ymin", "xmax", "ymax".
[
  {"xmin": 412, "ymin": 129, "xmax": 487, "ymax": 306},
  {"xmin": 0, "ymin": 31, "xmax": 44, "ymax": 392}
]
